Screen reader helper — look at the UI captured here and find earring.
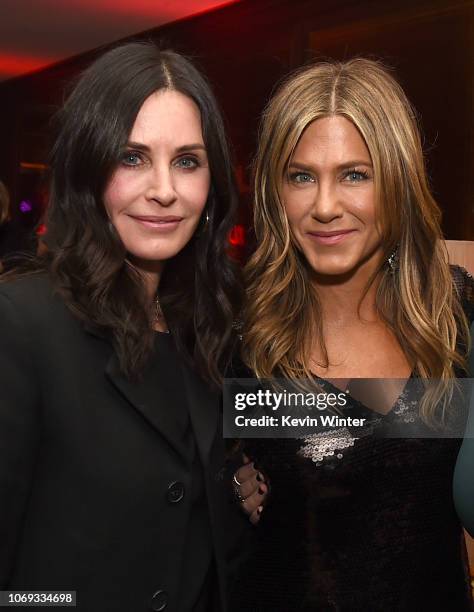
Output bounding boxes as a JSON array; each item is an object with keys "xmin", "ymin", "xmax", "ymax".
[
  {"xmin": 201, "ymin": 210, "xmax": 209, "ymax": 231},
  {"xmin": 387, "ymin": 247, "xmax": 399, "ymax": 273}
]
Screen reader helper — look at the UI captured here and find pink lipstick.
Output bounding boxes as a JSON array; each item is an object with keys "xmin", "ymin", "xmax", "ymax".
[
  {"xmin": 129, "ymin": 214, "xmax": 183, "ymax": 231},
  {"xmin": 307, "ymin": 229, "xmax": 356, "ymax": 245}
]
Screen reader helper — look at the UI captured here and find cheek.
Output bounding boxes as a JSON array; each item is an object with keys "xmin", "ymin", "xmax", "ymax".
[
  {"xmin": 352, "ymin": 193, "xmax": 382, "ymax": 248},
  {"xmin": 103, "ymin": 171, "xmax": 138, "ymax": 217},
  {"xmin": 350, "ymin": 188, "xmax": 376, "ymax": 221},
  {"xmin": 283, "ymin": 192, "xmax": 310, "ymax": 233},
  {"xmin": 362, "ymin": 201, "xmax": 380, "ymax": 240},
  {"xmin": 178, "ymin": 171, "xmax": 211, "ymax": 212}
]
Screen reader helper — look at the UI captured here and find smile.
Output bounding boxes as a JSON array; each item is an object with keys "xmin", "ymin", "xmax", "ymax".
[
  {"xmin": 306, "ymin": 229, "xmax": 356, "ymax": 245},
  {"xmin": 128, "ymin": 215, "xmax": 183, "ymax": 231}
]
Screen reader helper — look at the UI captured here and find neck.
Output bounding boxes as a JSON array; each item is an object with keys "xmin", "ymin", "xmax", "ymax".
[
  {"xmin": 131, "ymin": 259, "xmax": 169, "ymax": 333},
  {"xmin": 128, "ymin": 257, "xmax": 164, "ymax": 302},
  {"xmin": 312, "ymin": 258, "xmax": 382, "ymax": 325},
  {"xmin": 142, "ymin": 270, "xmax": 161, "ymax": 302}
]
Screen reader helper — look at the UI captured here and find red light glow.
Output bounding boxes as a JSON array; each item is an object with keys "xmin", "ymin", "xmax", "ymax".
[
  {"xmin": 229, "ymin": 224, "xmax": 245, "ymax": 247},
  {"xmin": 0, "ymin": 52, "xmax": 58, "ymax": 77},
  {"xmin": 20, "ymin": 162, "xmax": 49, "ymax": 170},
  {"xmin": 58, "ymin": 0, "xmax": 238, "ymax": 20},
  {"xmin": 0, "ymin": 1, "xmax": 241, "ymax": 80}
]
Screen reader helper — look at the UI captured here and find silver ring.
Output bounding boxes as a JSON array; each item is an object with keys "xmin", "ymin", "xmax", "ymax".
[{"xmin": 233, "ymin": 473, "xmax": 242, "ymax": 486}]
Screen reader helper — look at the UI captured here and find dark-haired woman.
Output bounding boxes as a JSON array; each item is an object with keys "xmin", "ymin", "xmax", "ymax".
[
  {"xmin": 231, "ymin": 58, "xmax": 474, "ymax": 611},
  {"xmin": 0, "ymin": 42, "xmax": 261, "ymax": 612}
]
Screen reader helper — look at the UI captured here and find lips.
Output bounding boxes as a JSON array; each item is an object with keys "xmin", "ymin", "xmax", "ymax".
[
  {"xmin": 129, "ymin": 215, "xmax": 183, "ymax": 223},
  {"xmin": 306, "ymin": 229, "xmax": 356, "ymax": 245},
  {"xmin": 128, "ymin": 214, "xmax": 183, "ymax": 231}
]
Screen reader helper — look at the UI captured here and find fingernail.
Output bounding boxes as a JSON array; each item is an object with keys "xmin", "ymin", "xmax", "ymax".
[
  {"xmin": 258, "ymin": 486, "xmax": 265, "ymax": 495},
  {"xmin": 256, "ymin": 472, "xmax": 264, "ymax": 482},
  {"xmin": 257, "ymin": 505, "xmax": 263, "ymax": 514}
]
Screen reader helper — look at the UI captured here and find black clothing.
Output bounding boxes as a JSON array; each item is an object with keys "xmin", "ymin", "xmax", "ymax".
[
  {"xmin": 232, "ymin": 267, "xmax": 474, "ymax": 612},
  {"xmin": 0, "ymin": 274, "xmax": 245, "ymax": 611},
  {"xmin": 0, "ymin": 219, "xmax": 38, "ymax": 263}
]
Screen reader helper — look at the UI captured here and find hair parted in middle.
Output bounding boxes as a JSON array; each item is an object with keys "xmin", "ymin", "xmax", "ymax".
[
  {"xmin": 42, "ymin": 41, "xmax": 241, "ymax": 384},
  {"xmin": 243, "ymin": 57, "xmax": 468, "ymax": 423}
]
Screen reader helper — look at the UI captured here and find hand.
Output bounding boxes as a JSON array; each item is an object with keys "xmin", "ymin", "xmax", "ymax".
[{"xmin": 233, "ymin": 454, "xmax": 269, "ymax": 525}]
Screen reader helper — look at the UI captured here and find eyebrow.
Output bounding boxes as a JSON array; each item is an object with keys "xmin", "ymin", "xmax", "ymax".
[
  {"xmin": 288, "ymin": 160, "xmax": 373, "ymax": 171},
  {"xmin": 126, "ymin": 141, "xmax": 207, "ymax": 154},
  {"xmin": 176, "ymin": 143, "xmax": 207, "ymax": 153}
]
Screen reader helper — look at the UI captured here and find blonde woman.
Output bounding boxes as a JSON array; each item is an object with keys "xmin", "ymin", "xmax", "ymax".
[{"xmin": 232, "ymin": 59, "xmax": 474, "ymax": 610}]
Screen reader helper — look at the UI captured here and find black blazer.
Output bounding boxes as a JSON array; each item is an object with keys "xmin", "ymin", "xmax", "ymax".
[{"xmin": 0, "ymin": 274, "xmax": 247, "ymax": 611}]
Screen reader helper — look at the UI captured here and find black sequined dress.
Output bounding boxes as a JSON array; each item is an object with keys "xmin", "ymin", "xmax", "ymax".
[{"xmin": 232, "ymin": 267, "xmax": 474, "ymax": 612}]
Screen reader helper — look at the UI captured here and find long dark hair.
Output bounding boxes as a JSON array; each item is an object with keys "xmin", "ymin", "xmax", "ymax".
[{"xmin": 42, "ymin": 41, "xmax": 241, "ymax": 384}]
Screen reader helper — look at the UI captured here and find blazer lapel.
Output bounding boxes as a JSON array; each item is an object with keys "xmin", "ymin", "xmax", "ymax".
[
  {"xmin": 83, "ymin": 321, "xmax": 216, "ymax": 463},
  {"xmin": 105, "ymin": 349, "xmax": 190, "ymax": 461},
  {"xmin": 179, "ymin": 362, "xmax": 219, "ymax": 466}
]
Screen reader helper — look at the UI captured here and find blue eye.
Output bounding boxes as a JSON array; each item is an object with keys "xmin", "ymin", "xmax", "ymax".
[
  {"xmin": 121, "ymin": 152, "xmax": 142, "ymax": 166},
  {"xmin": 344, "ymin": 169, "xmax": 369, "ymax": 182},
  {"xmin": 176, "ymin": 156, "xmax": 198, "ymax": 169},
  {"xmin": 290, "ymin": 172, "xmax": 314, "ymax": 184}
]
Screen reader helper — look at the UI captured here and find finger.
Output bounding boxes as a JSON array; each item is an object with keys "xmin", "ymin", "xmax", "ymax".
[
  {"xmin": 249, "ymin": 505, "xmax": 263, "ymax": 525},
  {"xmin": 234, "ymin": 461, "xmax": 258, "ymax": 484},
  {"xmin": 239, "ymin": 472, "xmax": 267, "ymax": 499},
  {"xmin": 240, "ymin": 483, "xmax": 268, "ymax": 516}
]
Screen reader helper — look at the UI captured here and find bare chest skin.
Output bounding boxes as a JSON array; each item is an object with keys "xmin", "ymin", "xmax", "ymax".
[{"xmin": 310, "ymin": 320, "xmax": 412, "ymax": 415}]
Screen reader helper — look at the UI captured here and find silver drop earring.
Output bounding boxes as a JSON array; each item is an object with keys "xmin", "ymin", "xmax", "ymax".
[{"xmin": 387, "ymin": 248, "xmax": 399, "ymax": 273}]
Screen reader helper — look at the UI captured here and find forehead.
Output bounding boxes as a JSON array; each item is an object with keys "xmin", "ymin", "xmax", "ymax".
[
  {"xmin": 292, "ymin": 115, "xmax": 371, "ymax": 164},
  {"xmin": 129, "ymin": 89, "xmax": 204, "ymax": 145}
]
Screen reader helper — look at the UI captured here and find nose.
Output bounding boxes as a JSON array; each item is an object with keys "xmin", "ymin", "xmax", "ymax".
[
  {"xmin": 310, "ymin": 179, "xmax": 343, "ymax": 223},
  {"xmin": 145, "ymin": 164, "xmax": 177, "ymax": 207}
]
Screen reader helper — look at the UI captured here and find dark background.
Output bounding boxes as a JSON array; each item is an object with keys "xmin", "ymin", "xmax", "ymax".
[{"xmin": 0, "ymin": 0, "xmax": 472, "ymax": 240}]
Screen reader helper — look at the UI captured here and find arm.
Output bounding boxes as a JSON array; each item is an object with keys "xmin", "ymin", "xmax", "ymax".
[
  {"xmin": 0, "ymin": 289, "xmax": 41, "ymax": 585},
  {"xmin": 453, "ymin": 321, "xmax": 474, "ymax": 536}
]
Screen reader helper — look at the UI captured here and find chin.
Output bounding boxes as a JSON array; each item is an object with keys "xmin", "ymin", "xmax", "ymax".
[
  {"xmin": 306, "ymin": 255, "xmax": 361, "ymax": 278},
  {"xmin": 129, "ymin": 248, "xmax": 184, "ymax": 263},
  {"xmin": 126, "ymin": 237, "xmax": 193, "ymax": 263}
]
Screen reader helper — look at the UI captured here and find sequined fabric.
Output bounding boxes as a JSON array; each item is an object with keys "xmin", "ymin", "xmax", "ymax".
[{"xmin": 231, "ymin": 267, "xmax": 474, "ymax": 612}]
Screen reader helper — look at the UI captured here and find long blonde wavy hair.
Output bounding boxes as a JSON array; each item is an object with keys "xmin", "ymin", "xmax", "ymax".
[{"xmin": 243, "ymin": 58, "xmax": 469, "ymax": 424}]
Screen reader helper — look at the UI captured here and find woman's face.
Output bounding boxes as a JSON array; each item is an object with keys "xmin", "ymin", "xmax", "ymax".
[
  {"xmin": 281, "ymin": 115, "xmax": 382, "ymax": 278},
  {"xmin": 104, "ymin": 89, "xmax": 210, "ymax": 271}
]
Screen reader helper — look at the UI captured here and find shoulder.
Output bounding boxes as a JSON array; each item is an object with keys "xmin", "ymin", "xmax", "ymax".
[
  {"xmin": 450, "ymin": 265, "xmax": 474, "ymax": 323},
  {"xmin": 450, "ymin": 264, "xmax": 473, "ymax": 294},
  {"xmin": 0, "ymin": 273, "xmax": 58, "ymax": 315},
  {"xmin": 0, "ymin": 272, "xmax": 76, "ymax": 333},
  {"xmin": 0, "ymin": 272, "xmax": 53, "ymax": 300}
]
